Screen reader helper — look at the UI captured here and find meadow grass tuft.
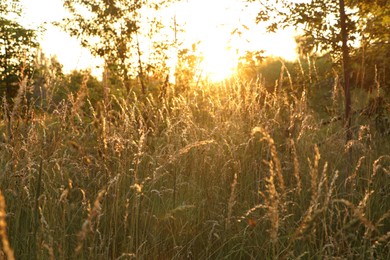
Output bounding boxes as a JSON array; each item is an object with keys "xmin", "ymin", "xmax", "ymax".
[
  {"xmin": 0, "ymin": 71, "xmax": 389, "ymax": 259},
  {"xmin": 0, "ymin": 190, "xmax": 15, "ymax": 260}
]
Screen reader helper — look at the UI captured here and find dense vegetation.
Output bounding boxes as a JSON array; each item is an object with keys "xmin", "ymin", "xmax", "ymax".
[
  {"xmin": 0, "ymin": 56, "xmax": 389, "ymax": 259},
  {"xmin": 0, "ymin": 0, "xmax": 389, "ymax": 259}
]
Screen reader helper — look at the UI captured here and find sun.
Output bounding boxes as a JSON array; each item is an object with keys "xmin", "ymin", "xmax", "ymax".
[
  {"xmin": 199, "ymin": 44, "xmax": 238, "ymax": 82},
  {"xmin": 168, "ymin": 0, "xmax": 244, "ymax": 82},
  {"xmin": 171, "ymin": 0, "xmax": 297, "ymax": 83},
  {"xmin": 19, "ymin": 0, "xmax": 298, "ymax": 80}
]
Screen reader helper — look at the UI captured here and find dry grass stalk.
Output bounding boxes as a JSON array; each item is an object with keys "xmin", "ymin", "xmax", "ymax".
[
  {"xmin": 292, "ymin": 170, "xmax": 331, "ymax": 245},
  {"xmin": 291, "ymin": 203, "xmax": 316, "ymax": 242},
  {"xmin": 334, "ymin": 198, "xmax": 376, "ymax": 236},
  {"xmin": 323, "ymin": 170, "xmax": 339, "ymax": 210},
  {"xmin": 133, "ymin": 125, "xmax": 148, "ymax": 183},
  {"xmin": 280, "ymin": 59, "xmax": 293, "ymax": 90},
  {"xmin": 290, "ymin": 164, "xmax": 334, "ymax": 245},
  {"xmin": 372, "ymin": 155, "xmax": 390, "ymax": 179},
  {"xmin": 289, "ymin": 138, "xmax": 301, "ymax": 194},
  {"xmin": 306, "ymin": 54, "xmax": 313, "ymax": 84},
  {"xmin": 372, "ymin": 231, "xmax": 390, "ymax": 249},
  {"xmin": 42, "ymin": 242, "xmax": 55, "ymax": 260},
  {"xmin": 75, "ymin": 189, "xmax": 106, "ymax": 254},
  {"xmin": 297, "ymin": 56, "xmax": 305, "ymax": 79},
  {"xmin": 11, "ymin": 76, "xmax": 29, "ymax": 119},
  {"xmin": 265, "ymin": 160, "xmax": 280, "ymax": 245},
  {"xmin": 316, "ymin": 162, "xmax": 328, "ymax": 202},
  {"xmin": 71, "ymin": 73, "xmax": 89, "ymax": 117},
  {"xmin": 308, "ymin": 145, "xmax": 321, "ymax": 203},
  {"xmin": 226, "ymin": 171, "xmax": 238, "ymax": 230},
  {"xmin": 166, "ymin": 140, "xmax": 215, "ymax": 165},
  {"xmin": 345, "ymin": 156, "xmax": 365, "ymax": 189},
  {"xmin": 0, "ymin": 190, "xmax": 15, "ymax": 260},
  {"xmin": 239, "ymin": 204, "xmax": 267, "ymax": 223},
  {"xmin": 358, "ymin": 189, "xmax": 373, "ymax": 211},
  {"xmin": 252, "ymin": 127, "xmax": 285, "ymax": 195},
  {"xmin": 163, "ymin": 204, "xmax": 196, "ymax": 220},
  {"xmin": 376, "ymin": 209, "xmax": 390, "ymax": 228}
]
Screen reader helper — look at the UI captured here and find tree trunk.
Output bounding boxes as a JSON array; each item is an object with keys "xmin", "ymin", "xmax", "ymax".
[{"xmin": 339, "ymin": 0, "xmax": 352, "ymax": 143}]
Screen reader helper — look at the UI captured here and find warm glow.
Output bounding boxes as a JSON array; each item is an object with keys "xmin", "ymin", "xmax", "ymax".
[
  {"xmin": 164, "ymin": 0, "xmax": 298, "ymax": 82},
  {"xmin": 201, "ymin": 46, "xmax": 238, "ymax": 82},
  {"xmin": 19, "ymin": 0, "xmax": 298, "ymax": 81}
]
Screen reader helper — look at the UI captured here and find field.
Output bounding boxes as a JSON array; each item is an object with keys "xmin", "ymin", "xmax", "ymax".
[{"xmin": 0, "ymin": 74, "xmax": 389, "ymax": 259}]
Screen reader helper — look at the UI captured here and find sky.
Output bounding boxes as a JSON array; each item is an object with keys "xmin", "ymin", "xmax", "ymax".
[
  {"xmin": 170, "ymin": 0, "xmax": 298, "ymax": 80},
  {"xmin": 18, "ymin": 0, "xmax": 298, "ymax": 81},
  {"xmin": 19, "ymin": 0, "xmax": 103, "ymax": 75}
]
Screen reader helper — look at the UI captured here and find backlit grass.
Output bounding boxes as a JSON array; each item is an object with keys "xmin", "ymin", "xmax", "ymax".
[{"xmin": 0, "ymin": 74, "xmax": 389, "ymax": 259}]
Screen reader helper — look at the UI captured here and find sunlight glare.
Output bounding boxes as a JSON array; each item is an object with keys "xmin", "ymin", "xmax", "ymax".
[
  {"xmin": 19, "ymin": 0, "xmax": 298, "ymax": 81},
  {"xmin": 172, "ymin": 0, "xmax": 297, "ymax": 82},
  {"xmin": 201, "ymin": 45, "xmax": 237, "ymax": 82},
  {"xmin": 171, "ymin": 0, "xmax": 244, "ymax": 82}
]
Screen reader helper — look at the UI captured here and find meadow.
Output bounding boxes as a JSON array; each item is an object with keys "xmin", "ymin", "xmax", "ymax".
[{"xmin": 0, "ymin": 69, "xmax": 389, "ymax": 259}]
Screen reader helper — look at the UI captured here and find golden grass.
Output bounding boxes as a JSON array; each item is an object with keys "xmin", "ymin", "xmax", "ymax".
[
  {"xmin": 0, "ymin": 190, "xmax": 15, "ymax": 260},
  {"xmin": 0, "ymin": 72, "xmax": 389, "ymax": 259}
]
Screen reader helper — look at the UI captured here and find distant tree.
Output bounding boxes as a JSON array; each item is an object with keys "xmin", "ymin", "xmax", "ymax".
[
  {"xmin": 32, "ymin": 50, "xmax": 66, "ymax": 109},
  {"xmin": 0, "ymin": 0, "xmax": 38, "ymax": 101},
  {"xmin": 174, "ymin": 42, "xmax": 203, "ymax": 92},
  {"xmin": 349, "ymin": 0, "xmax": 389, "ymax": 92},
  {"xmin": 65, "ymin": 70, "xmax": 103, "ymax": 110},
  {"xmin": 237, "ymin": 50, "xmax": 265, "ymax": 81},
  {"xmin": 60, "ymin": 0, "xmax": 175, "ymax": 95}
]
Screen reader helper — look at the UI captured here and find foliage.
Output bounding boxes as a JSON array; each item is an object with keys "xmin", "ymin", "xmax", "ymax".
[
  {"xmin": 248, "ymin": 0, "xmax": 388, "ymax": 142},
  {"xmin": 351, "ymin": 0, "xmax": 389, "ymax": 48},
  {"xmin": 0, "ymin": 0, "xmax": 21, "ymax": 16},
  {"xmin": 65, "ymin": 70, "xmax": 103, "ymax": 108},
  {"xmin": 0, "ymin": 1, "xmax": 38, "ymax": 100},
  {"xmin": 250, "ymin": 0, "xmax": 389, "ymax": 82},
  {"xmin": 349, "ymin": 0, "xmax": 390, "ymax": 92},
  {"xmin": 251, "ymin": 0, "xmax": 355, "ymax": 55},
  {"xmin": 60, "ymin": 0, "xmax": 176, "ymax": 94},
  {"xmin": 174, "ymin": 42, "xmax": 203, "ymax": 92}
]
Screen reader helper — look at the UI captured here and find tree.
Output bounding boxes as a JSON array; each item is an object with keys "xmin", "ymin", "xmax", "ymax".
[
  {"xmin": 32, "ymin": 50, "xmax": 66, "ymax": 109},
  {"xmin": 0, "ymin": 0, "xmax": 20, "ymax": 15},
  {"xmin": 350, "ymin": 0, "xmax": 389, "ymax": 92},
  {"xmin": 0, "ymin": 0, "xmax": 38, "ymax": 101},
  {"xmin": 60, "ymin": 0, "xmax": 175, "ymax": 95},
  {"xmin": 250, "ymin": 0, "xmax": 388, "ymax": 142},
  {"xmin": 0, "ymin": 18, "xmax": 38, "ymax": 98},
  {"xmin": 174, "ymin": 42, "xmax": 203, "ymax": 92},
  {"xmin": 339, "ymin": 0, "xmax": 352, "ymax": 141}
]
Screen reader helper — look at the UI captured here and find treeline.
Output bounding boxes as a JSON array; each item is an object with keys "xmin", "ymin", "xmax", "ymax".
[{"xmin": 1, "ymin": 0, "xmax": 389, "ymax": 121}]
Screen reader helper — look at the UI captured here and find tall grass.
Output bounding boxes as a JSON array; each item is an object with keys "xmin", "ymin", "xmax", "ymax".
[{"xmin": 0, "ymin": 72, "xmax": 389, "ymax": 259}]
